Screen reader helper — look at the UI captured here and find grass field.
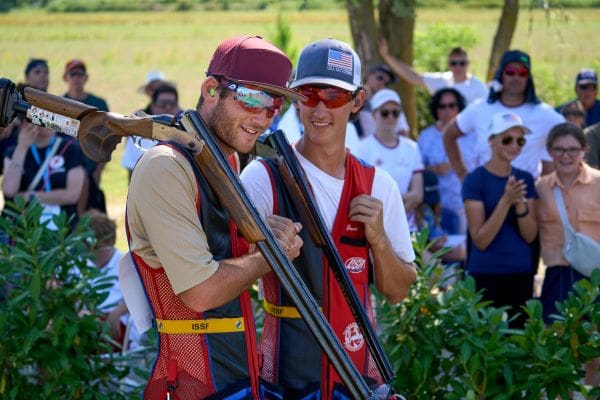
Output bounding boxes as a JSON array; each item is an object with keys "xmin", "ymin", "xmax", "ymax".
[{"xmin": 1, "ymin": 7, "xmax": 599, "ymax": 251}]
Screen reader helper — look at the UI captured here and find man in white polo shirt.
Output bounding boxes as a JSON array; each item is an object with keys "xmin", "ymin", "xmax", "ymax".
[{"xmin": 444, "ymin": 50, "xmax": 565, "ymax": 179}]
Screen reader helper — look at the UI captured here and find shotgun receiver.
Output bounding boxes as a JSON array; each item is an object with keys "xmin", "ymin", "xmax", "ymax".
[
  {"xmin": 255, "ymin": 130, "xmax": 396, "ymax": 385},
  {"xmin": 0, "ymin": 78, "xmax": 383, "ymax": 399}
]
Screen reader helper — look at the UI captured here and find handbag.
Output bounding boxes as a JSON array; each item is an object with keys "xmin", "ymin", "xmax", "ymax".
[{"xmin": 552, "ymin": 186, "xmax": 600, "ymax": 277}]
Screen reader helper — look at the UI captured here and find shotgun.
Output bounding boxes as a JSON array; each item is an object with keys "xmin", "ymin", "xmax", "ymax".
[
  {"xmin": 255, "ymin": 129, "xmax": 396, "ymax": 385},
  {"xmin": 0, "ymin": 78, "xmax": 382, "ymax": 400}
]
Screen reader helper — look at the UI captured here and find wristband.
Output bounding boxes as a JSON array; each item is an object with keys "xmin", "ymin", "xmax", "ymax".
[{"xmin": 515, "ymin": 201, "xmax": 529, "ymax": 218}]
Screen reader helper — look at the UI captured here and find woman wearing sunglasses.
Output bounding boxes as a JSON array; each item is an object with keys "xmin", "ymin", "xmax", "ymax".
[
  {"xmin": 355, "ymin": 88, "xmax": 424, "ymax": 232},
  {"xmin": 462, "ymin": 112, "xmax": 538, "ymax": 327}
]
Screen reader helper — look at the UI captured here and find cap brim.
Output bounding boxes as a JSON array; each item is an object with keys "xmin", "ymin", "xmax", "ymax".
[
  {"xmin": 136, "ymin": 80, "xmax": 176, "ymax": 95},
  {"xmin": 489, "ymin": 123, "xmax": 531, "ymax": 138},
  {"xmin": 577, "ymin": 79, "xmax": 597, "ymax": 85},
  {"xmin": 290, "ymin": 76, "xmax": 358, "ymax": 92},
  {"xmin": 235, "ymin": 79, "xmax": 306, "ymax": 102}
]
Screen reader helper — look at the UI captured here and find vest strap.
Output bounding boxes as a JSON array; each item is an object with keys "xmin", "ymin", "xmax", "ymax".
[
  {"xmin": 263, "ymin": 300, "xmax": 322, "ymax": 319},
  {"xmin": 155, "ymin": 317, "xmax": 245, "ymax": 334}
]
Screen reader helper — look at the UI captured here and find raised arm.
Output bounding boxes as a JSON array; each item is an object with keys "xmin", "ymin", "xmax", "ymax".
[
  {"xmin": 378, "ymin": 38, "xmax": 426, "ymax": 88},
  {"xmin": 443, "ymin": 120, "xmax": 468, "ymax": 181}
]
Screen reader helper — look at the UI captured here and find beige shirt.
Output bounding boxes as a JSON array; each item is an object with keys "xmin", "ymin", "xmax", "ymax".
[
  {"xmin": 536, "ymin": 163, "xmax": 600, "ymax": 267},
  {"xmin": 126, "ymin": 145, "xmax": 219, "ymax": 295}
]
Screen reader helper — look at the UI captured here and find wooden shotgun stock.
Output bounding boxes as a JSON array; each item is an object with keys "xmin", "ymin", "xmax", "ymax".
[
  {"xmin": 0, "ymin": 79, "xmax": 382, "ymax": 398},
  {"xmin": 259, "ymin": 130, "xmax": 396, "ymax": 385}
]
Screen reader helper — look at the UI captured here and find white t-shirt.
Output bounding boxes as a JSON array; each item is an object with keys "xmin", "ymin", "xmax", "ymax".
[
  {"xmin": 121, "ymin": 136, "xmax": 159, "ymax": 171},
  {"xmin": 358, "ymin": 107, "xmax": 410, "ymax": 138},
  {"xmin": 354, "ymin": 135, "xmax": 424, "ymax": 195},
  {"xmin": 276, "ymin": 107, "xmax": 361, "ymax": 154},
  {"xmin": 456, "ymin": 99, "xmax": 565, "ymax": 178},
  {"xmin": 423, "ymin": 71, "xmax": 488, "ymax": 104},
  {"xmin": 240, "ymin": 149, "xmax": 415, "ymax": 263}
]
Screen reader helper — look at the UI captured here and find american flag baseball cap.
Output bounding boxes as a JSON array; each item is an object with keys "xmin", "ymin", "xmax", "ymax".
[{"xmin": 291, "ymin": 38, "xmax": 362, "ymax": 92}]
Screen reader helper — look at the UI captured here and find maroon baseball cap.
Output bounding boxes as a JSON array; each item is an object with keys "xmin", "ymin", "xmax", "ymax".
[
  {"xmin": 207, "ymin": 35, "xmax": 303, "ymax": 101},
  {"xmin": 64, "ymin": 59, "xmax": 86, "ymax": 75}
]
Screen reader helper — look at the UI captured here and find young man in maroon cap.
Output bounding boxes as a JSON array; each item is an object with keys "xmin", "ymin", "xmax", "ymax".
[
  {"xmin": 241, "ymin": 38, "xmax": 417, "ymax": 399},
  {"xmin": 125, "ymin": 35, "xmax": 304, "ymax": 400}
]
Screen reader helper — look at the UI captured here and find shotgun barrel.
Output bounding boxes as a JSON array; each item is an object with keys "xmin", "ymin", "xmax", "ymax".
[
  {"xmin": 260, "ymin": 129, "xmax": 396, "ymax": 384},
  {"xmin": 180, "ymin": 111, "xmax": 378, "ymax": 400}
]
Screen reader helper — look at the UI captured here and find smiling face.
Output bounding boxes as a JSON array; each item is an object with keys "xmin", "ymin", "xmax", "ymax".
[
  {"xmin": 295, "ymin": 84, "xmax": 365, "ymax": 148},
  {"xmin": 549, "ymin": 134, "xmax": 586, "ymax": 177},
  {"xmin": 490, "ymin": 126, "xmax": 527, "ymax": 162},
  {"xmin": 200, "ymin": 77, "xmax": 275, "ymax": 155}
]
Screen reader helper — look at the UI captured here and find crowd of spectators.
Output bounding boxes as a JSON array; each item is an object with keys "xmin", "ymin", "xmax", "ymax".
[{"xmin": 0, "ymin": 49, "xmax": 598, "ymax": 384}]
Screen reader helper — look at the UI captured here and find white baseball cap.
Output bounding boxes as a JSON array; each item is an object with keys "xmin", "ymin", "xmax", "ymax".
[
  {"xmin": 370, "ymin": 88, "xmax": 401, "ymax": 111},
  {"xmin": 487, "ymin": 112, "xmax": 531, "ymax": 139}
]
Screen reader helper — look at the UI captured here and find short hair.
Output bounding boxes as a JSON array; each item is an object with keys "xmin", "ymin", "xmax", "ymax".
[
  {"xmin": 151, "ymin": 83, "xmax": 178, "ymax": 104},
  {"xmin": 560, "ymin": 100, "xmax": 586, "ymax": 119},
  {"xmin": 84, "ymin": 209, "xmax": 116, "ymax": 247},
  {"xmin": 546, "ymin": 122, "xmax": 587, "ymax": 151},
  {"xmin": 448, "ymin": 47, "xmax": 467, "ymax": 58},
  {"xmin": 428, "ymin": 87, "xmax": 466, "ymax": 120}
]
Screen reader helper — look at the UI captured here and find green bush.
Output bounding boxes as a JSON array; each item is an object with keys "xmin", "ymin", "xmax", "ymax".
[
  {"xmin": 379, "ymin": 229, "xmax": 600, "ymax": 399},
  {"xmin": 0, "ymin": 199, "xmax": 128, "ymax": 399}
]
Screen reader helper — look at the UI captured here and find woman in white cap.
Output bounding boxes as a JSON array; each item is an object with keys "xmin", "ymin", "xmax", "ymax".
[
  {"xmin": 462, "ymin": 111, "xmax": 538, "ymax": 327},
  {"xmin": 355, "ymin": 88, "xmax": 423, "ymax": 231}
]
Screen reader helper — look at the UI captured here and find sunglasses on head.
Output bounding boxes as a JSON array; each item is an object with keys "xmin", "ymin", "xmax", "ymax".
[
  {"xmin": 438, "ymin": 102, "xmax": 458, "ymax": 110},
  {"xmin": 504, "ymin": 66, "xmax": 529, "ymax": 78},
  {"xmin": 449, "ymin": 60, "xmax": 468, "ymax": 67},
  {"xmin": 222, "ymin": 80, "xmax": 284, "ymax": 118},
  {"xmin": 501, "ymin": 135, "xmax": 526, "ymax": 147},
  {"xmin": 379, "ymin": 109, "xmax": 401, "ymax": 118},
  {"xmin": 295, "ymin": 85, "xmax": 354, "ymax": 109},
  {"xmin": 577, "ymin": 83, "xmax": 597, "ymax": 91}
]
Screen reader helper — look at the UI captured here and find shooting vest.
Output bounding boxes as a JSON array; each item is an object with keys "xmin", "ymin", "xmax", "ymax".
[
  {"xmin": 127, "ymin": 143, "xmax": 260, "ymax": 400},
  {"xmin": 259, "ymin": 154, "xmax": 382, "ymax": 399}
]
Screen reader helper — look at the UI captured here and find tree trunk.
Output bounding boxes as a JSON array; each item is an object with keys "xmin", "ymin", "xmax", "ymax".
[
  {"xmin": 487, "ymin": 0, "xmax": 519, "ymax": 81},
  {"xmin": 379, "ymin": 0, "xmax": 417, "ymax": 136},
  {"xmin": 345, "ymin": 0, "xmax": 379, "ymax": 68}
]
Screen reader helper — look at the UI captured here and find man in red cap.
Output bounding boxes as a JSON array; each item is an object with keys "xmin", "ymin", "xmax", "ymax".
[
  {"xmin": 63, "ymin": 59, "xmax": 109, "ymax": 112},
  {"xmin": 124, "ymin": 35, "xmax": 304, "ymax": 400},
  {"xmin": 62, "ymin": 58, "xmax": 110, "ymax": 212}
]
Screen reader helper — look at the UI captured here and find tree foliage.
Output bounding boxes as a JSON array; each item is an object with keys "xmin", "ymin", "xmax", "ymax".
[
  {"xmin": 379, "ymin": 229, "xmax": 600, "ymax": 399},
  {"xmin": 0, "ymin": 199, "xmax": 128, "ymax": 399}
]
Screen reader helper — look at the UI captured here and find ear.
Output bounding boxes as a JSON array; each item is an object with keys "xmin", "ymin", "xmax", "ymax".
[
  {"xmin": 351, "ymin": 89, "xmax": 366, "ymax": 113},
  {"xmin": 201, "ymin": 77, "xmax": 220, "ymax": 104}
]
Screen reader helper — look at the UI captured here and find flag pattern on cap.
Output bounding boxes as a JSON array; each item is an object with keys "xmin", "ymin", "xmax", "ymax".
[
  {"xmin": 327, "ymin": 49, "xmax": 353, "ymax": 76},
  {"xmin": 502, "ymin": 113, "xmax": 521, "ymax": 123}
]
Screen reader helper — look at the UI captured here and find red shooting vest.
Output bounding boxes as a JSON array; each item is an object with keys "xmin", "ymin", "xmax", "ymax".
[
  {"xmin": 259, "ymin": 154, "xmax": 381, "ymax": 399},
  {"xmin": 127, "ymin": 144, "xmax": 259, "ymax": 400}
]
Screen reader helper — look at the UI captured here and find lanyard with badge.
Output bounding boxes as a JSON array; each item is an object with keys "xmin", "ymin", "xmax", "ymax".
[{"xmin": 30, "ymin": 136, "xmax": 61, "ymax": 229}]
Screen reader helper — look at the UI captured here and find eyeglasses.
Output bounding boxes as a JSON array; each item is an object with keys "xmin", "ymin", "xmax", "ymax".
[
  {"xmin": 501, "ymin": 135, "xmax": 527, "ymax": 147},
  {"xmin": 295, "ymin": 85, "xmax": 354, "ymax": 109},
  {"xmin": 577, "ymin": 84, "xmax": 597, "ymax": 91},
  {"xmin": 379, "ymin": 109, "xmax": 401, "ymax": 118},
  {"xmin": 551, "ymin": 147, "xmax": 582, "ymax": 157},
  {"xmin": 449, "ymin": 60, "xmax": 468, "ymax": 67},
  {"xmin": 155, "ymin": 99, "xmax": 177, "ymax": 108},
  {"xmin": 67, "ymin": 71, "xmax": 85, "ymax": 78},
  {"xmin": 374, "ymin": 74, "xmax": 390, "ymax": 84},
  {"xmin": 222, "ymin": 80, "xmax": 284, "ymax": 118},
  {"xmin": 437, "ymin": 102, "xmax": 458, "ymax": 110},
  {"xmin": 504, "ymin": 66, "xmax": 529, "ymax": 78}
]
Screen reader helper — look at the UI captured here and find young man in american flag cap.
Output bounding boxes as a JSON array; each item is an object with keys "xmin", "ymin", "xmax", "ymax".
[{"xmin": 241, "ymin": 38, "xmax": 417, "ymax": 399}]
